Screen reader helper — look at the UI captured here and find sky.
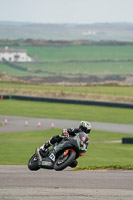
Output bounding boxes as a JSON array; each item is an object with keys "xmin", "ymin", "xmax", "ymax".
[{"xmin": 0, "ymin": 0, "xmax": 133, "ymax": 24}]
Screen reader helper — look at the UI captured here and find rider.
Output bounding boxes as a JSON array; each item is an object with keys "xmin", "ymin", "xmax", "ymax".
[{"xmin": 36, "ymin": 121, "xmax": 91, "ymax": 167}]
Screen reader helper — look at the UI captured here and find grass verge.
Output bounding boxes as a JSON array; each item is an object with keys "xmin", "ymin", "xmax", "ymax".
[
  {"xmin": 1, "ymin": 82, "xmax": 133, "ymax": 101},
  {"xmin": 0, "ymin": 99, "xmax": 133, "ymax": 124},
  {"xmin": 0, "ymin": 129, "xmax": 133, "ymax": 170}
]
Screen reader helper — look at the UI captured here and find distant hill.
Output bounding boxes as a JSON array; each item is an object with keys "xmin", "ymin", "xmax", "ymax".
[{"xmin": 0, "ymin": 21, "xmax": 133, "ymax": 41}]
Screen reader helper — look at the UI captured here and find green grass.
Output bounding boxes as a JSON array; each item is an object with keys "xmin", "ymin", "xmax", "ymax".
[
  {"xmin": 1, "ymin": 82, "xmax": 133, "ymax": 98},
  {"xmin": 1, "ymin": 45, "xmax": 133, "ymax": 77},
  {"xmin": 20, "ymin": 61, "xmax": 133, "ymax": 75},
  {"xmin": 77, "ymin": 142, "xmax": 133, "ymax": 170},
  {"xmin": 0, "ymin": 63, "xmax": 35, "ymax": 76},
  {"xmin": 0, "ymin": 129, "xmax": 57, "ymax": 165},
  {"xmin": 0, "ymin": 99, "xmax": 133, "ymax": 124},
  {"xmin": 2, "ymin": 60, "xmax": 133, "ymax": 77},
  {"xmin": 0, "ymin": 129, "xmax": 132, "ymax": 169},
  {"xmin": 24, "ymin": 45, "xmax": 133, "ymax": 62}
]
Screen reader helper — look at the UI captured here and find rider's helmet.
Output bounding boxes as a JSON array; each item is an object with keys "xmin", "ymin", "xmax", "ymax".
[{"xmin": 79, "ymin": 121, "xmax": 91, "ymax": 134}]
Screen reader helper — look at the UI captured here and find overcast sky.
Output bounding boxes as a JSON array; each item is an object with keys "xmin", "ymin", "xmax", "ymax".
[{"xmin": 0, "ymin": 0, "xmax": 133, "ymax": 24}]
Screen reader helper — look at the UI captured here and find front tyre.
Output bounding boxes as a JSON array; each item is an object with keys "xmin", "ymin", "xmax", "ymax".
[
  {"xmin": 28, "ymin": 154, "xmax": 40, "ymax": 171},
  {"xmin": 54, "ymin": 150, "xmax": 76, "ymax": 171}
]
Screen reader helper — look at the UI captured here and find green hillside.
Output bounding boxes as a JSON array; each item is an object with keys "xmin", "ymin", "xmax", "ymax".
[{"xmin": 0, "ymin": 45, "xmax": 133, "ymax": 78}]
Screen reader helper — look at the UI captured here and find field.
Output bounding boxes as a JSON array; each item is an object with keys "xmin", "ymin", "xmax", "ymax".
[
  {"xmin": 0, "ymin": 45, "xmax": 133, "ymax": 78},
  {"xmin": 24, "ymin": 45, "xmax": 133, "ymax": 61},
  {"xmin": 1, "ymin": 44, "xmax": 133, "ymax": 103},
  {"xmin": 1, "ymin": 82, "xmax": 133, "ymax": 96}
]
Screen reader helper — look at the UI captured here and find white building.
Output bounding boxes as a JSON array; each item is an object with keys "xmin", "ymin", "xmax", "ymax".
[{"xmin": 0, "ymin": 47, "xmax": 32, "ymax": 62}]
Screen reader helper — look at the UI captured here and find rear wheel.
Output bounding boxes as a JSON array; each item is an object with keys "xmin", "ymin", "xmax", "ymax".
[
  {"xmin": 54, "ymin": 150, "xmax": 76, "ymax": 171},
  {"xmin": 28, "ymin": 154, "xmax": 40, "ymax": 171}
]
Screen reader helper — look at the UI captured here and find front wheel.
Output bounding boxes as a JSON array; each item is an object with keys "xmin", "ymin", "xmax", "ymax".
[
  {"xmin": 28, "ymin": 154, "xmax": 40, "ymax": 171},
  {"xmin": 54, "ymin": 150, "xmax": 76, "ymax": 171}
]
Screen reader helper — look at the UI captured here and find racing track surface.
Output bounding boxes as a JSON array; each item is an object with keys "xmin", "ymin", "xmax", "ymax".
[
  {"xmin": 0, "ymin": 115, "xmax": 133, "ymax": 134},
  {"xmin": 0, "ymin": 115, "xmax": 133, "ymax": 199},
  {"xmin": 0, "ymin": 166, "xmax": 133, "ymax": 200}
]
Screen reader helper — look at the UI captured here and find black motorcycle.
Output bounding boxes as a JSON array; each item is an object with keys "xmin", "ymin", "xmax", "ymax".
[{"xmin": 28, "ymin": 132, "xmax": 88, "ymax": 171}]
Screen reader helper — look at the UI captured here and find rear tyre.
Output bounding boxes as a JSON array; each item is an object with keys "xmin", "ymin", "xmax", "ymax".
[
  {"xmin": 54, "ymin": 151, "xmax": 76, "ymax": 171},
  {"xmin": 28, "ymin": 154, "xmax": 40, "ymax": 171}
]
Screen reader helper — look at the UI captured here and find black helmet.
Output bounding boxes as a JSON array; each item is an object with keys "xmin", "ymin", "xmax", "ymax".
[{"xmin": 79, "ymin": 121, "xmax": 91, "ymax": 133}]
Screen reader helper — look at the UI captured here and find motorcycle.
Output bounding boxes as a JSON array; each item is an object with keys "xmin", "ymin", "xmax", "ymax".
[{"xmin": 28, "ymin": 132, "xmax": 88, "ymax": 171}]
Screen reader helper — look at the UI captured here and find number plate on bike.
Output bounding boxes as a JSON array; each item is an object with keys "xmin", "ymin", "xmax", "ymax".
[{"xmin": 49, "ymin": 153, "xmax": 55, "ymax": 162}]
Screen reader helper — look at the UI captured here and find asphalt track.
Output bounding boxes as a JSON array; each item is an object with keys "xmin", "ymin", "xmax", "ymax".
[
  {"xmin": 0, "ymin": 115, "xmax": 133, "ymax": 134},
  {"xmin": 0, "ymin": 166, "xmax": 133, "ymax": 200},
  {"xmin": 0, "ymin": 115, "xmax": 133, "ymax": 199}
]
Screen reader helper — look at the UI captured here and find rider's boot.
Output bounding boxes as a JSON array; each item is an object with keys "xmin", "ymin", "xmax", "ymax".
[
  {"xmin": 36, "ymin": 141, "xmax": 51, "ymax": 161},
  {"xmin": 36, "ymin": 148, "xmax": 42, "ymax": 161}
]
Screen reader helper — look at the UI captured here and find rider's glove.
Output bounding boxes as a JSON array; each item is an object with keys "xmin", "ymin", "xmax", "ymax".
[
  {"xmin": 67, "ymin": 128, "xmax": 74, "ymax": 134},
  {"xmin": 62, "ymin": 129, "xmax": 69, "ymax": 137}
]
